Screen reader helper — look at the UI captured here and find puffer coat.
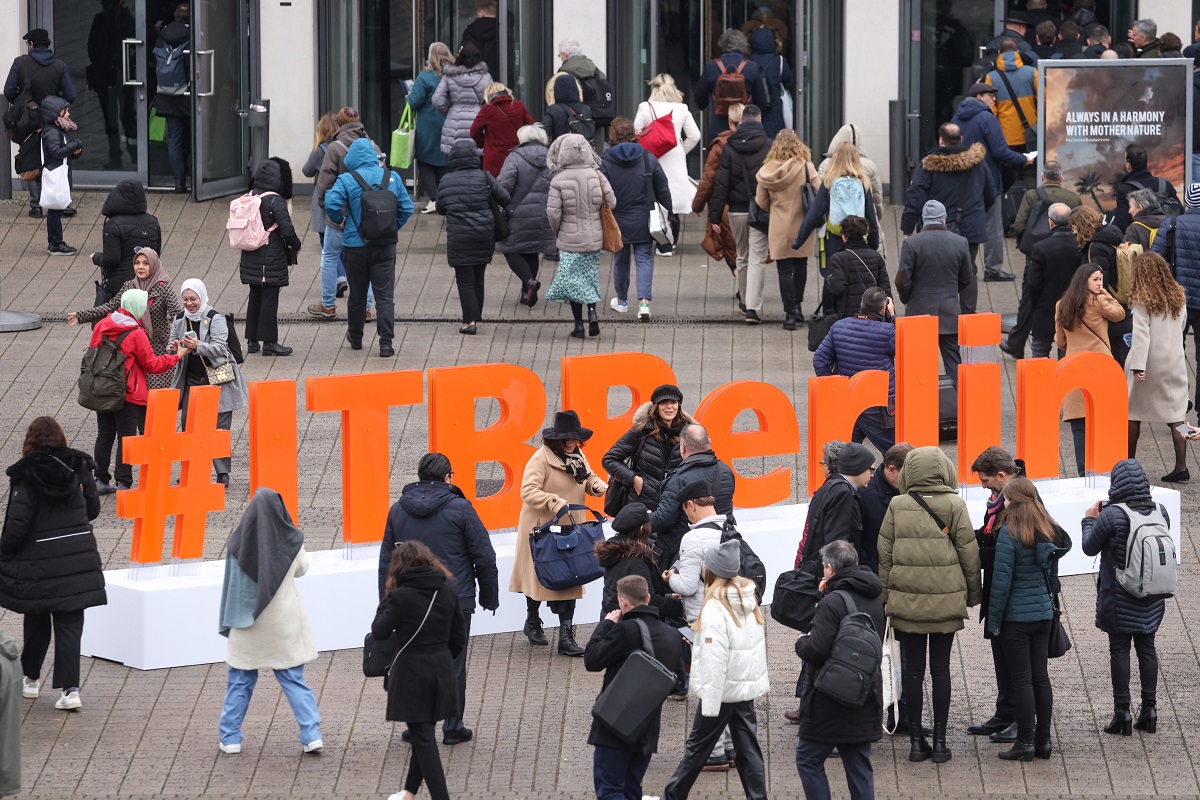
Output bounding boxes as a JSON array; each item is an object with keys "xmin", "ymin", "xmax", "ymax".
[
  {"xmin": 547, "ymin": 134, "xmax": 616, "ymax": 253},
  {"xmin": 238, "ymin": 159, "xmax": 301, "ymax": 287},
  {"xmin": 0, "ymin": 448, "xmax": 106, "ymax": 615},
  {"xmin": 600, "ymin": 142, "xmax": 671, "ymax": 244},
  {"xmin": 878, "ymin": 446, "xmax": 982, "ymax": 634},
  {"xmin": 431, "ymin": 62, "xmax": 491, "ymax": 156},
  {"xmin": 691, "ymin": 579, "xmax": 769, "ymax": 716},
  {"xmin": 38, "ymin": 96, "xmax": 82, "ymax": 172},
  {"xmin": 494, "ymin": 142, "xmax": 557, "ymax": 255},
  {"xmin": 601, "ymin": 402, "xmax": 693, "ymax": 511},
  {"xmin": 1081, "ymin": 459, "xmax": 1167, "ymax": 635},
  {"xmin": 469, "ymin": 92, "xmax": 533, "ymax": 176},
  {"xmin": 986, "ymin": 525, "xmax": 1068, "ymax": 634},
  {"xmin": 435, "ymin": 140, "xmax": 511, "ymax": 267},
  {"xmin": 93, "ymin": 180, "xmax": 162, "ymax": 295},
  {"xmin": 1153, "ymin": 207, "xmax": 1200, "ymax": 309},
  {"xmin": 900, "ymin": 142, "xmax": 992, "ymax": 244},
  {"xmin": 813, "ymin": 313, "xmax": 895, "ymax": 397},
  {"xmin": 709, "ymin": 120, "xmax": 771, "ymax": 220},
  {"xmin": 594, "ymin": 535, "xmax": 683, "ymax": 620},
  {"xmin": 823, "ymin": 241, "xmax": 892, "ymax": 318},
  {"xmin": 668, "ymin": 521, "xmax": 724, "ymax": 622}
]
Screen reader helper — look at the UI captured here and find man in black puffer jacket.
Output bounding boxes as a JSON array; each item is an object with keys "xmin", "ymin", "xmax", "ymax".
[
  {"xmin": 649, "ymin": 424, "xmax": 735, "ymax": 571},
  {"xmin": 379, "ymin": 452, "xmax": 498, "ymax": 745},
  {"xmin": 91, "ymin": 179, "xmax": 161, "ymax": 299},
  {"xmin": 238, "ymin": 158, "xmax": 301, "ymax": 356}
]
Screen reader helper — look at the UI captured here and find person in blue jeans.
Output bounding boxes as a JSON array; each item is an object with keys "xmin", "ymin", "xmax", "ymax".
[{"xmin": 217, "ymin": 489, "xmax": 323, "ymax": 755}]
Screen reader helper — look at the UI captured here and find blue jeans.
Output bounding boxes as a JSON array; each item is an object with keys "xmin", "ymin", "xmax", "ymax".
[
  {"xmin": 219, "ymin": 665, "xmax": 321, "ymax": 746},
  {"xmin": 320, "ymin": 224, "xmax": 370, "ymax": 309},
  {"xmin": 612, "ymin": 242, "xmax": 654, "ymax": 302},
  {"xmin": 593, "ymin": 745, "xmax": 652, "ymax": 800},
  {"xmin": 795, "ymin": 739, "xmax": 873, "ymax": 800},
  {"xmin": 165, "ymin": 115, "xmax": 187, "ymax": 188}
]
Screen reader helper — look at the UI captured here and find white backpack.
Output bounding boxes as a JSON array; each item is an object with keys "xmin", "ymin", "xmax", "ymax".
[
  {"xmin": 1111, "ymin": 502, "xmax": 1176, "ymax": 599},
  {"xmin": 226, "ymin": 191, "xmax": 278, "ymax": 251}
]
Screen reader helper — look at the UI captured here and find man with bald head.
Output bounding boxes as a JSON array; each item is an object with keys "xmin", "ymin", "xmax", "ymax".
[
  {"xmin": 1004, "ymin": 203, "xmax": 1078, "ymax": 358},
  {"xmin": 649, "ymin": 423, "xmax": 736, "ymax": 571}
]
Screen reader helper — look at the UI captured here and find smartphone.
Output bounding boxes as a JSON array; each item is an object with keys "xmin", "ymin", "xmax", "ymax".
[
  {"xmin": 1098, "ymin": 500, "xmax": 1110, "ymax": 510},
  {"xmin": 185, "ymin": 330, "xmax": 198, "ymax": 339},
  {"xmin": 1176, "ymin": 423, "xmax": 1192, "ymax": 436}
]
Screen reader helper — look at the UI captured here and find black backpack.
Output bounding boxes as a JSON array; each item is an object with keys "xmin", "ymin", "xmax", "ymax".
[
  {"xmin": 3, "ymin": 57, "xmax": 41, "ymax": 145},
  {"xmin": 77, "ymin": 330, "xmax": 134, "ymax": 412},
  {"xmin": 581, "ymin": 73, "xmax": 615, "ymax": 127},
  {"xmin": 1018, "ymin": 187, "xmax": 1054, "ymax": 256},
  {"xmin": 564, "ymin": 106, "xmax": 596, "ymax": 140},
  {"xmin": 812, "ymin": 590, "xmax": 882, "ymax": 709},
  {"xmin": 176, "ymin": 310, "xmax": 245, "ymax": 364},
  {"xmin": 720, "ymin": 517, "xmax": 766, "ymax": 603},
  {"xmin": 349, "ymin": 169, "xmax": 399, "ymax": 245},
  {"xmin": 1128, "ymin": 177, "xmax": 1184, "ymax": 220}
]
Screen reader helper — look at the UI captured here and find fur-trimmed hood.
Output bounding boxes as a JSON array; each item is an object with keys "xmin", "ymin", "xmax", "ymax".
[
  {"xmin": 920, "ymin": 142, "xmax": 986, "ymax": 174},
  {"xmin": 595, "ymin": 535, "xmax": 655, "ymax": 568},
  {"xmin": 629, "ymin": 401, "xmax": 696, "ymax": 432},
  {"xmin": 6, "ymin": 448, "xmax": 96, "ymax": 500}
]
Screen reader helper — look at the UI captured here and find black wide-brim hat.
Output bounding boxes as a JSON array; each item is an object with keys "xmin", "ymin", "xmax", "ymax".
[{"xmin": 542, "ymin": 410, "xmax": 593, "ymax": 443}]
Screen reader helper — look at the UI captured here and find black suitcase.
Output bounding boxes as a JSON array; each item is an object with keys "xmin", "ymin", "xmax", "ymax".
[
  {"xmin": 1003, "ymin": 178, "xmax": 1029, "ymax": 237},
  {"xmin": 938, "ymin": 374, "xmax": 957, "ymax": 442},
  {"xmin": 591, "ymin": 619, "xmax": 677, "ymax": 745}
]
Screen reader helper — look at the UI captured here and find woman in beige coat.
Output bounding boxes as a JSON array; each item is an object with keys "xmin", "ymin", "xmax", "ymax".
[
  {"xmin": 755, "ymin": 130, "xmax": 820, "ymax": 329},
  {"xmin": 1054, "ymin": 263, "xmax": 1126, "ymax": 477},
  {"xmin": 217, "ymin": 489, "xmax": 321, "ymax": 755},
  {"xmin": 509, "ymin": 411, "xmax": 607, "ymax": 655},
  {"xmin": 1126, "ymin": 252, "xmax": 1191, "ymax": 482}
]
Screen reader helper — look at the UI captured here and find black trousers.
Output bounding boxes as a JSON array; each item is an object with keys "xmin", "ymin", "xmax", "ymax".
[
  {"xmin": 417, "ymin": 162, "xmax": 446, "ymax": 202},
  {"xmin": 504, "ymin": 252, "xmax": 540, "ymax": 285},
  {"xmin": 897, "ymin": 630, "xmax": 955, "ymax": 727},
  {"xmin": 443, "ymin": 611, "xmax": 472, "ymax": 735},
  {"xmin": 22, "ymin": 609, "xmax": 85, "ymax": 690},
  {"xmin": 453, "ymin": 264, "xmax": 487, "ymax": 323},
  {"xmin": 402, "ymin": 721, "xmax": 449, "ymax": 800},
  {"xmin": 344, "ymin": 243, "xmax": 397, "ymax": 343},
  {"xmin": 94, "ymin": 402, "xmax": 146, "ymax": 487},
  {"xmin": 939, "ymin": 334, "xmax": 962, "ymax": 382},
  {"xmin": 776, "ymin": 256, "xmax": 807, "ymax": 313},
  {"xmin": 999, "ymin": 619, "xmax": 1052, "ymax": 741},
  {"xmin": 1109, "ymin": 631, "xmax": 1158, "ymax": 704},
  {"xmin": 245, "ymin": 283, "xmax": 280, "ymax": 344},
  {"xmin": 989, "ymin": 634, "xmax": 1016, "ymax": 722},
  {"xmin": 663, "ymin": 701, "xmax": 767, "ymax": 800},
  {"xmin": 526, "ymin": 595, "xmax": 576, "ymax": 619}
]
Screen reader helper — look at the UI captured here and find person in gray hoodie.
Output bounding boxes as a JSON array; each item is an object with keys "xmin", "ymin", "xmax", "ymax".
[{"xmin": 0, "ymin": 626, "xmax": 19, "ymax": 797}]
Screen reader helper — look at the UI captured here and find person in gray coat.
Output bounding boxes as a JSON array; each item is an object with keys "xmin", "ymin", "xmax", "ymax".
[
  {"xmin": 0, "ymin": 626, "xmax": 18, "ymax": 797},
  {"xmin": 896, "ymin": 200, "xmax": 973, "ymax": 380},
  {"xmin": 495, "ymin": 124, "xmax": 557, "ymax": 307},
  {"xmin": 431, "ymin": 43, "xmax": 491, "ymax": 157},
  {"xmin": 167, "ymin": 278, "xmax": 248, "ymax": 485}
]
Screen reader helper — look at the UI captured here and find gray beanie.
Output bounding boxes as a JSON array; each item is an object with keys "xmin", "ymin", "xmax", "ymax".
[
  {"xmin": 704, "ymin": 539, "xmax": 741, "ymax": 580},
  {"xmin": 922, "ymin": 199, "xmax": 947, "ymax": 224}
]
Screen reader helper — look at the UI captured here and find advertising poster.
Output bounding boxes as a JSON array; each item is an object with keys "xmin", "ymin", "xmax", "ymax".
[{"xmin": 1039, "ymin": 60, "xmax": 1192, "ymax": 216}]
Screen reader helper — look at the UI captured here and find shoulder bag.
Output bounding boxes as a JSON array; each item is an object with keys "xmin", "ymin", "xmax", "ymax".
[
  {"xmin": 908, "ymin": 491, "xmax": 949, "ymax": 535},
  {"xmin": 595, "ymin": 169, "xmax": 624, "ymax": 252},
  {"xmin": 363, "ymin": 590, "xmax": 438, "ymax": 679},
  {"xmin": 993, "ymin": 69, "xmax": 1038, "ymax": 150},
  {"xmin": 1042, "ymin": 567, "xmax": 1071, "ymax": 658},
  {"xmin": 638, "ymin": 102, "xmax": 678, "ymax": 159},
  {"xmin": 488, "ymin": 182, "xmax": 511, "ymax": 241},
  {"xmin": 591, "ymin": 618, "xmax": 678, "ymax": 744}
]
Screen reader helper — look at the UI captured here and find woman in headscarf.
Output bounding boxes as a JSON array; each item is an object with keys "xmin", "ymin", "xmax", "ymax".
[
  {"xmin": 508, "ymin": 411, "xmax": 607, "ymax": 655},
  {"xmin": 78, "ymin": 289, "xmax": 180, "ymax": 492},
  {"xmin": 217, "ymin": 488, "xmax": 322, "ymax": 756},
  {"xmin": 167, "ymin": 279, "xmax": 249, "ymax": 485}
]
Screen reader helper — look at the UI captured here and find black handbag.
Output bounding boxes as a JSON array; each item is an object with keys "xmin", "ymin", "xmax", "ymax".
[
  {"xmin": 807, "ymin": 299, "xmax": 839, "ymax": 352},
  {"xmin": 488, "ymin": 191, "xmax": 511, "ymax": 241},
  {"xmin": 602, "ymin": 435, "xmax": 647, "ymax": 517},
  {"xmin": 1043, "ymin": 568, "xmax": 1071, "ymax": 658},
  {"xmin": 94, "ymin": 280, "xmax": 115, "ymax": 308},
  {"xmin": 591, "ymin": 619, "xmax": 678, "ymax": 744},
  {"xmin": 363, "ymin": 590, "xmax": 437, "ymax": 678},
  {"xmin": 770, "ymin": 563, "xmax": 824, "ymax": 632}
]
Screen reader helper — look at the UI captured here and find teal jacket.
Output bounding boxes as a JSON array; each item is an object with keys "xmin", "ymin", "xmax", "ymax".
[
  {"xmin": 324, "ymin": 138, "xmax": 415, "ymax": 248},
  {"xmin": 987, "ymin": 526, "xmax": 1067, "ymax": 634}
]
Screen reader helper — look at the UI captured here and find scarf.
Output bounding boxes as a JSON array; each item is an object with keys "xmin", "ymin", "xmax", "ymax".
[
  {"xmin": 119, "ymin": 288, "xmax": 148, "ymax": 321},
  {"xmin": 556, "ymin": 449, "xmax": 589, "ymax": 484},
  {"xmin": 131, "ymin": 248, "xmax": 170, "ymax": 337},
  {"xmin": 180, "ymin": 278, "xmax": 211, "ymax": 322},
  {"xmin": 55, "ymin": 114, "xmax": 78, "ymax": 132},
  {"xmin": 218, "ymin": 488, "xmax": 304, "ymax": 637}
]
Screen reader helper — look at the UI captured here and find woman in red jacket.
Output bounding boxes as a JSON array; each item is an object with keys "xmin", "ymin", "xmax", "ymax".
[
  {"xmin": 85, "ymin": 289, "xmax": 180, "ymax": 493},
  {"xmin": 470, "ymin": 83, "xmax": 534, "ymax": 177}
]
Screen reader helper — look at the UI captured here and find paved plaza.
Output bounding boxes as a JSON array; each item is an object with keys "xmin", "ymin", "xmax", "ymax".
[{"xmin": 1, "ymin": 190, "xmax": 1199, "ymax": 799}]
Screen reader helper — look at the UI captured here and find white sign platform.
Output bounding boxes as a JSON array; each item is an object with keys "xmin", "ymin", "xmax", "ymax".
[{"xmin": 80, "ymin": 477, "xmax": 1179, "ymax": 670}]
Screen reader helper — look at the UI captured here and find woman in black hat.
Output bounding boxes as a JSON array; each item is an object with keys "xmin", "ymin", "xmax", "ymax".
[
  {"xmin": 508, "ymin": 410, "xmax": 607, "ymax": 655},
  {"xmin": 593, "ymin": 502, "xmax": 684, "ymax": 620},
  {"xmin": 601, "ymin": 384, "xmax": 692, "ymax": 515}
]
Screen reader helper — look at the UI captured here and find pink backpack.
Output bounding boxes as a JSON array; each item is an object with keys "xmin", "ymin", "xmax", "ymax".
[{"xmin": 226, "ymin": 191, "xmax": 278, "ymax": 251}]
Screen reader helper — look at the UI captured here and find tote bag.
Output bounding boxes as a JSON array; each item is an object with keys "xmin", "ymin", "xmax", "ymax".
[
  {"xmin": 39, "ymin": 143, "xmax": 71, "ymax": 211},
  {"xmin": 595, "ymin": 170, "xmax": 624, "ymax": 253},
  {"xmin": 881, "ymin": 618, "xmax": 902, "ymax": 733},
  {"xmin": 530, "ymin": 504, "xmax": 606, "ymax": 591},
  {"xmin": 638, "ymin": 103, "xmax": 677, "ymax": 159},
  {"xmin": 390, "ymin": 105, "xmax": 416, "ymax": 169}
]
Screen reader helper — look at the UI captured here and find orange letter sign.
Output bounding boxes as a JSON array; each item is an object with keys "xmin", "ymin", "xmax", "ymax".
[
  {"xmin": 695, "ymin": 381, "xmax": 800, "ymax": 506},
  {"xmin": 806, "ymin": 371, "xmax": 888, "ymax": 496},
  {"xmin": 958, "ymin": 314, "xmax": 1002, "ymax": 483},
  {"xmin": 895, "ymin": 315, "xmax": 940, "ymax": 446},
  {"xmin": 248, "ymin": 380, "xmax": 299, "ymax": 524}
]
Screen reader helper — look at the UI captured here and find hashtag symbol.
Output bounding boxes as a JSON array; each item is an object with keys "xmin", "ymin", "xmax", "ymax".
[{"xmin": 117, "ymin": 386, "xmax": 231, "ymax": 563}]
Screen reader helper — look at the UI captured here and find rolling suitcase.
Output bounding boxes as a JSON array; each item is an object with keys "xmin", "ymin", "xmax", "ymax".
[{"xmin": 938, "ymin": 375, "xmax": 957, "ymax": 441}]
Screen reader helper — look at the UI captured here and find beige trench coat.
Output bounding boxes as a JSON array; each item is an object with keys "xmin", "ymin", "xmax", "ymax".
[
  {"xmin": 1054, "ymin": 291, "xmax": 1125, "ymax": 421},
  {"xmin": 755, "ymin": 158, "xmax": 819, "ymax": 260},
  {"xmin": 508, "ymin": 445, "xmax": 606, "ymax": 601}
]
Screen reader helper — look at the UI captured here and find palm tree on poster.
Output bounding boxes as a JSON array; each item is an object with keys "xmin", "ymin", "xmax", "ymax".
[{"xmin": 1074, "ymin": 171, "xmax": 1106, "ymax": 211}]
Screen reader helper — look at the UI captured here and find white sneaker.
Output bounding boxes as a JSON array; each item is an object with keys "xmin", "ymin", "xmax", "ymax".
[
  {"xmin": 638, "ymin": 301, "xmax": 651, "ymax": 320},
  {"xmin": 22, "ymin": 677, "xmax": 39, "ymax": 699},
  {"xmin": 610, "ymin": 298, "xmax": 628, "ymax": 313},
  {"xmin": 218, "ymin": 742, "xmax": 241, "ymax": 754},
  {"xmin": 303, "ymin": 738, "xmax": 324, "ymax": 753},
  {"xmin": 421, "ymin": 200, "xmax": 437, "ymax": 214},
  {"xmin": 54, "ymin": 691, "xmax": 81, "ymax": 710}
]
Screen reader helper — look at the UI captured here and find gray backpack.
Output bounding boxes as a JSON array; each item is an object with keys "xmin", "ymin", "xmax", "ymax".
[
  {"xmin": 1111, "ymin": 503, "xmax": 1176, "ymax": 599},
  {"xmin": 77, "ymin": 330, "xmax": 133, "ymax": 413}
]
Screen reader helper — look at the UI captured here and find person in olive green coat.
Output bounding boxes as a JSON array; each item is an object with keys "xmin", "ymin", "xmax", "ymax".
[{"xmin": 878, "ymin": 446, "xmax": 981, "ymax": 766}]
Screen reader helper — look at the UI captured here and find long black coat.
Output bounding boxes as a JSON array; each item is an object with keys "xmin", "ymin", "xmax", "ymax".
[
  {"xmin": 494, "ymin": 142, "xmax": 557, "ymax": 255},
  {"xmin": 0, "ymin": 448, "xmax": 106, "ymax": 615},
  {"xmin": 238, "ymin": 159, "xmax": 301, "ymax": 287},
  {"xmin": 1026, "ymin": 225, "xmax": 1081, "ymax": 341},
  {"xmin": 583, "ymin": 605, "xmax": 685, "ymax": 755},
  {"xmin": 900, "ymin": 142, "xmax": 993, "ymax": 244},
  {"xmin": 436, "ymin": 140, "xmax": 511, "ymax": 267},
  {"xmin": 378, "ymin": 480, "xmax": 499, "ymax": 613},
  {"xmin": 601, "ymin": 402, "xmax": 691, "ymax": 512},
  {"xmin": 93, "ymin": 180, "xmax": 162, "ymax": 295},
  {"xmin": 594, "ymin": 535, "xmax": 684, "ymax": 621},
  {"xmin": 795, "ymin": 566, "xmax": 885, "ymax": 744},
  {"xmin": 649, "ymin": 451, "xmax": 736, "ymax": 570},
  {"xmin": 801, "ymin": 474, "xmax": 864, "ymax": 566},
  {"xmin": 600, "ymin": 143, "xmax": 671, "ymax": 244},
  {"xmin": 1081, "ymin": 459, "xmax": 1167, "ymax": 636},
  {"xmin": 372, "ymin": 566, "xmax": 467, "ymax": 723}
]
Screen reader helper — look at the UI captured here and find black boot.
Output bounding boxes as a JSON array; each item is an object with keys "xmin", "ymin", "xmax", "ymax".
[
  {"xmin": 783, "ymin": 310, "xmax": 797, "ymax": 331},
  {"xmin": 523, "ymin": 607, "xmax": 548, "ymax": 646},
  {"xmin": 1135, "ymin": 698, "xmax": 1157, "ymax": 733},
  {"xmin": 557, "ymin": 618, "xmax": 584, "ymax": 656},
  {"xmin": 908, "ymin": 734, "xmax": 932, "ymax": 762},
  {"xmin": 931, "ymin": 722, "xmax": 951, "ymax": 763},
  {"xmin": 587, "ymin": 305, "xmax": 600, "ymax": 337},
  {"xmin": 569, "ymin": 320, "xmax": 585, "ymax": 338},
  {"xmin": 1104, "ymin": 705, "xmax": 1132, "ymax": 736},
  {"xmin": 1034, "ymin": 736, "xmax": 1052, "ymax": 759},
  {"xmin": 998, "ymin": 739, "xmax": 1035, "ymax": 762}
]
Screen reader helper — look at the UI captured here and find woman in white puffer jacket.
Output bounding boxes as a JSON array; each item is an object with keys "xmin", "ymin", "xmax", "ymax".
[{"xmin": 662, "ymin": 540, "xmax": 769, "ymax": 800}]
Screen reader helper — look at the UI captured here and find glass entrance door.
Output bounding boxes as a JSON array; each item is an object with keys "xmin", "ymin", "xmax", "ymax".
[{"xmin": 190, "ymin": 0, "xmax": 250, "ymax": 200}]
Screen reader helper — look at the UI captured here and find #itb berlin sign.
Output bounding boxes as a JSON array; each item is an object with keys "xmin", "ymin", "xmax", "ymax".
[{"xmin": 1037, "ymin": 58, "xmax": 1193, "ymax": 214}]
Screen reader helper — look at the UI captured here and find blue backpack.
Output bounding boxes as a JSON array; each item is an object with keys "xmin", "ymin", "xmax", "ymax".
[{"xmin": 153, "ymin": 40, "xmax": 189, "ymax": 96}]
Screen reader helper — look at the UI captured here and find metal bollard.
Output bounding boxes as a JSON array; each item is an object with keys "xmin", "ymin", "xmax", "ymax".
[
  {"xmin": 888, "ymin": 99, "xmax": 906, "ymax": 206},
  {"xmin": 248, "ymin": 99, "xmax": 270, "ymax": 175}
]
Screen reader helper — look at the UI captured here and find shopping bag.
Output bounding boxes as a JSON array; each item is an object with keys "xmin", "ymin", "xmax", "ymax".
[
  {"xmin": 149, "ymin": 107, "xmax": 166, "ymax": 147},
  {"xmin": 390, "ymin": 105, "xmax": 415, "ymax": 169},
  {"xmin": 39, "ymin": 143, "xmax": 71, "ymax": 211},
  {"xmin": 881, "ymin": 618, "xmax": 902, "ymax": 733}
]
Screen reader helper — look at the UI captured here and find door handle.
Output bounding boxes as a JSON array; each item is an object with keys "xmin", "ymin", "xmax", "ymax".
[
  {"xmin": 195, "ymin": 49, "xmax": 216, "ymax": 97},
  {"xmin": 122, "ymin": 38, "xmax": 143, "ymax": 87}
]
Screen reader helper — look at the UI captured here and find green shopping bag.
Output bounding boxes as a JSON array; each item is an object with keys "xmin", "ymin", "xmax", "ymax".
[
  {"xmin": 149, "ymin": 107, "xmax": 166, "ymax": 147},
  {"xmin": 390, "ymin": 105, "xmax": 415, "ymax": 169}
]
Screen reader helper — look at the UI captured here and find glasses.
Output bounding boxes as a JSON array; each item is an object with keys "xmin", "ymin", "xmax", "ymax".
[{"xmin": 818, "ymin": 460, "xmax": 826, "ymax": 466}]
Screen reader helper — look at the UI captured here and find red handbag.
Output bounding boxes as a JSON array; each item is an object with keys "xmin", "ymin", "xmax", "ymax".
[{"xmin": 638, "ymin": 103, "xmax": 678, "ymax": 159}]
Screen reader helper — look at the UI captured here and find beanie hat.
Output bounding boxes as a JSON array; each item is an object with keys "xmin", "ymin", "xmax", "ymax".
[
  {"xmin": 704, "ymin": 539, "xmax": 741, "ymax": 580},
  {"xmin": 337, "ymin": 106, "xmax": 360, "ymax": 125},
  {"xmin": 612, "ymin": 502, "xmax": 650, "ymax": 536},
  {"xmin": 837, "ymin": 442, "xmax": 875, "ymax": 476},
  {"xmin": 922, "ymin": 199, "xmax": 947, "ymax": 224},
  {"xmin": 1185, "ymin": 183, "xmax": 1200, "ymax": 209},
  {"xmin": 651, "ymin": 384, "xmax": 683, "ymax": 405},
  {"xmin": 120, "ymin": 289, "xmax": 149, "ymax": 322}
]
